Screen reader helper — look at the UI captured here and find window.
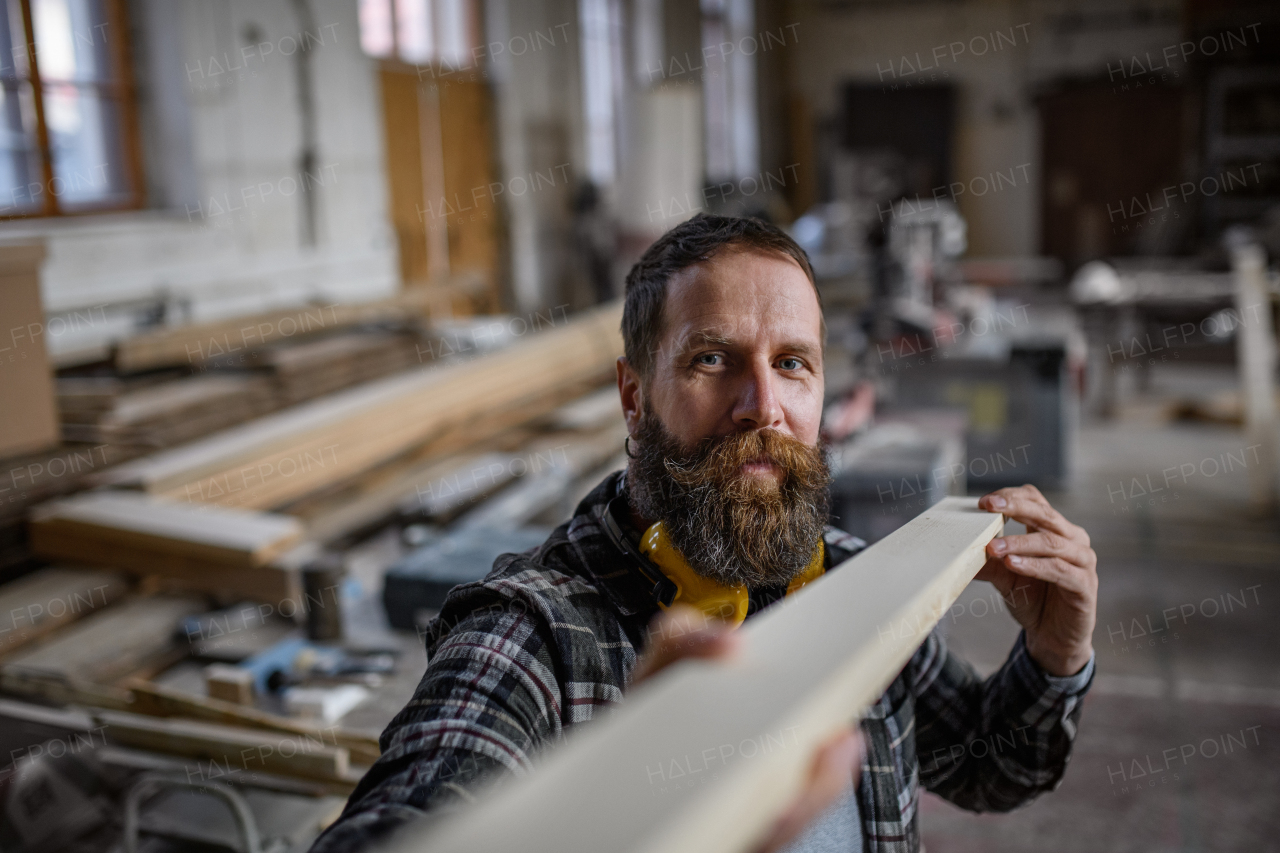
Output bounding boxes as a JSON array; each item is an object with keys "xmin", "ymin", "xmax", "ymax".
[
  {"xmin": 0, "ymin": 0, "xmax": 139, "ymax": 217},
  {"xmin": 358, "ymin": 0, "xmax": 479, "ymax": 69},
  {"xmin": 579, "ymin": 0, "xmax": 623, "ymax": 185},
  {"xmin": 701, "ymin": 0, "xmax": 757, "ymax": 182}
]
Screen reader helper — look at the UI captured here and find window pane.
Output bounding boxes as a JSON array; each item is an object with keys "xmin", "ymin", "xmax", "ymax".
[
  {"xmin": 42, "ymin": 82, "xmax": 128, "ymax": 207},
  {"xmin": 395, "ymin": 0, "xmax": 433, "ymax": 65},
  {"xmin": 358, "ymin": 0, "xmax": 394, "ymax": 58},
  {"xmin": 0, "ymin": 0, "xmax": 32, "ymax": 80},
  {"xmin": 434, "ymin": 0, "xmax": 472, "ymax": 68},
  {"xmin": 31, "ymin": 0, "xmax": 113, "ymax": 83},
  {"xmin": 0, "ymin": 81, "xmax": 44, "ymax": 212}
]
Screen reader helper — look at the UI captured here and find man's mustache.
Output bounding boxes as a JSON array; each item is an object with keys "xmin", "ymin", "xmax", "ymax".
[{"xmin": 663, "ymin": 428, "xmax": 829, "ymax": 492}]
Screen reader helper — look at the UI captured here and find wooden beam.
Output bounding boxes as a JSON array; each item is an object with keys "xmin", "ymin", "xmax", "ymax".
[
  {"xmin": 3, "ymin": 595, "xmax": 204, "ymax": 685},
  {"xmin": 95, "ymin": 708, "xmax": 354, "ymax": 783},
  {"xmin": 0, "ymin": 567, "xmax": 129, "ymax": 656},
  {"xmin": 29, "ymin": 492, "xmax": 304, "ymax": 567},
  {"xmin": 394, "ymin": 498, "xmax": 1004, "ymax": 853},
  {"xmin": 98, "ymin": 302, "xmax": 624, "ymax": 511},
  {"xmin": 0, "ymin": 666, "xmax": 135, "ymax": 710},
  {"xmin": 127, "ymin": 680, "xmax": 381, "ymax": 766},
  {"xmin": 27, "ymin": 492, "xmax": 304, "ymax": 602},
  {"xmin": 0, "ymin": 666, "xmax": 381, "ymax": 767}
]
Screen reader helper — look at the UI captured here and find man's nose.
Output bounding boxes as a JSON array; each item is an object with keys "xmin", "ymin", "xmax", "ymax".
[{"xmin": 732, "ymin": 361, "xmax": 784, "ymax": 429}]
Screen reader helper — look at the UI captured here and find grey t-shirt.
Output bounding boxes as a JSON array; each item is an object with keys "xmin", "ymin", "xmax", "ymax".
[{"xmin": 779, "ymin": 778, "xmax": 861, "ymax": 853}]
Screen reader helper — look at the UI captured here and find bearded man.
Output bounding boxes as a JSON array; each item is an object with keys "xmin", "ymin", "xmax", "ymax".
[{"xmin": 311, "ymin": 213, "xmax": 1098, "ymax": 853}]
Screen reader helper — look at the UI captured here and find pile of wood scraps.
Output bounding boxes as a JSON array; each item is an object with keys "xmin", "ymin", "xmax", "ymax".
[
  {"xmin": 0, "ymin": 695, "xmax": 351, "ymax": 850},
  {"xmin": 0, "ymin": 567, "xmax": 386, "ymax": 850},
  {"xmin": 0, "ymin": 568, "xmax": 384, "ymax": 783}
]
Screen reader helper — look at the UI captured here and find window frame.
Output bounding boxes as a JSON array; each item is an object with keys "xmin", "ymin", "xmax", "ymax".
[{"xmin": 0, "ymin": 0, "xmax": 144, "ymax": 220}]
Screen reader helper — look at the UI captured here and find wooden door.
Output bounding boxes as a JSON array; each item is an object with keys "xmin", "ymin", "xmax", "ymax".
[
  {"xmin": 1038, "ymin": 83, "xmax": 1189, "ymax": 267},
  {"xmin": 378, "ymin": 64, "xmax": 501, "ymax": 306}
]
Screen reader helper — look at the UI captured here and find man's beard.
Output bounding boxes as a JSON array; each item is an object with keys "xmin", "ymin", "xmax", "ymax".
[{"xmin": 626, "ymin": 405, "xmax": 832, "ymax": 588}]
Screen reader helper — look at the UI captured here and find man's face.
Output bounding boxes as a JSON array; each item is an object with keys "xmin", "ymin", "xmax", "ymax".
[
  {"xmin": 619, "ymin": 247, "xmax": 825, "ymax": 461},
  {"xmin": 618, "ymin": 247, "xmax": 830, "ymax": 587}
]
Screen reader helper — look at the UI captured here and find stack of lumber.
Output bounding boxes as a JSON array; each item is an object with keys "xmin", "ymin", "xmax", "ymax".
[
  {"xmin": 114, "ymin": 274, "xmax": 485, "ymax": 373},
  {"xmin": 58, "ymin": 374, "xmax": 276, "ymax": 448},
  {"xmin": 214, "ymin": 329, "xmax": 424, "ymax": 406},
  {"xmin": 28, "ymin": 492, "xmax": 305, "ymax": 602},
  {"xmin": 98, "ymin": 301, "xmax": 624, "ymax": 511},
  {"xmin": 0, "ymin": 587, "xmax": 379, "ymax": 792}
]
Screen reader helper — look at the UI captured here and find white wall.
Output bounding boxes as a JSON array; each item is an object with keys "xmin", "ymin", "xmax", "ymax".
[{"xmin": 1, "ymin": 0, "xmax": 398, "ymax": 360}]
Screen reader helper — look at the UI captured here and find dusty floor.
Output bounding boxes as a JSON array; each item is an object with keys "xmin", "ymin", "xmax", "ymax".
[{"xmin": 923, "ymin": 364, "xmax": 1280, "ymax": 852}]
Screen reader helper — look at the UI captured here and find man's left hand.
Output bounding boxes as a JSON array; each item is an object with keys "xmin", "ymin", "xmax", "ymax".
[{"xmin": 977, "ymin": 485, "xmax": 1098, "ymax": 677}]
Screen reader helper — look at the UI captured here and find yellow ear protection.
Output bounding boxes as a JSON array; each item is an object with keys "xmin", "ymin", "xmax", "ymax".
[{"xmin": 639, "ymin": 520, "xmax": 825, "ymax": 627}]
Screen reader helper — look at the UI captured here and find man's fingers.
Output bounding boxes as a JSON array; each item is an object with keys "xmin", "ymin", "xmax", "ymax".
[
  {"xmin": 974, "ymin": 557, "xmax": 1017, "ymax": 592},
  {"xmin": 999, "ymin": 555, "xmax": 1090, "ymax": 594},
  {"xmin": 752, "ymin": 728, "xmax": 863, "ymax": 853},
  {"xmin": 978, "ymin": 485, "xmax": 1043, "ymax": 513},
  {"xmin": 989, "ymin": 531, "xmax": 1092, "ymax": 567},
  {"xmin": 980, "ymin": 486, "xmax": 1076, "ymax": 539}
]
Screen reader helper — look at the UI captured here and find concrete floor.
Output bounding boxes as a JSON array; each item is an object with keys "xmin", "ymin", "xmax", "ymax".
[{"xmin": 923, "ymin": 364, "xmax": 1280, "ymax": 852}]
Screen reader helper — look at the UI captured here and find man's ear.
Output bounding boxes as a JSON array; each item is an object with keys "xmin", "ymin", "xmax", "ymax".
[{"xmin": 617, "ymin": 356, "xmax": 644, "ymax": 436}]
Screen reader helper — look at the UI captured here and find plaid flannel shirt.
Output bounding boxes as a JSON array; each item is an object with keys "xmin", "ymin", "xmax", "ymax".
[{"xmin": 312, "ymin": 471, "xmax": 1092, "ymax": 853}]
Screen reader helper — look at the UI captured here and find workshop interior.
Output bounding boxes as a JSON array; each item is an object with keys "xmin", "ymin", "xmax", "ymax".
[{"xmin": 0, "ymin": 0, "xmax": 1278, "ymax": 850}]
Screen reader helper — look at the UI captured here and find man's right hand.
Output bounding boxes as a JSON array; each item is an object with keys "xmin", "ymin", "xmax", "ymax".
[{"xmin": 631, "ymin": 605, "xmax": 865, "ymax": 853}]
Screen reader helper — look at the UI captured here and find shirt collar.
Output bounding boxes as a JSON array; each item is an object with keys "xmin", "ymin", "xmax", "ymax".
[{"xmin": 567, "ymin": 470, "xmax": 675, "ymax": 620}]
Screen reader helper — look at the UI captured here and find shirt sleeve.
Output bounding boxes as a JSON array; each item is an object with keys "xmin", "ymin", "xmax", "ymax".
[
  {"xmin": 309, "ymin": 603, "xmax": 562, "ymax": 852},
  {"xmin": 911, "ymin": 629, "xmax": 1093, "ymax": 813}
]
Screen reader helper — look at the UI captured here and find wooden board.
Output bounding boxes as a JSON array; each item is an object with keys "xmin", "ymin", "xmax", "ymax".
[
  {"xmin": 394, "ymin": 498, "xmax": 1005, "ymax": 853},
  {"xmin": 95, "ymin": 708, "xmax": 351, "ymax": 782},
  {"xmin": 292, "ymin": 390, "xmax": 623, "ymax": 542},
  {"xmin": 128, "ymin": 680, "xmax": 381, "ymax": 766},
  {"xmin": 0, "ymin": 666, "xmax": 136, "ymax": 710},
  {"xmin": 28, "ymin": 536, "xmax": 302, "ymax": 603},
  {"xmin": 4, "ymin": 595, "xmax": 205, "ymax": 685},
  {"xmin": 0, "ymin": 566, "xmax": 129, "ymax": 656},
  {"xmin": 113, "ymin": 277, "xmax": 483, "ymax": 373},
  {"xmin": 29, "ymin": 492, "xmax": 304, "ymax": 568},
  {"xmin": 99, "ymin": 302, "xmax": 624, "ymax": 511}
]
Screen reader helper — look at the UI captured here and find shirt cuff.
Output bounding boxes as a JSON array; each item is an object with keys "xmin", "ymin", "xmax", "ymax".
[{"xmin": 1034, "ymin": 645, "xmax": 1095, "ymax": 695}]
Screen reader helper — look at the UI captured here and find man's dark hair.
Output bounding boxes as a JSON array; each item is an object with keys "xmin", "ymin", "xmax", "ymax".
[{"xmin": 621, "ymin": 212, "xmax": 822, "ymax": 379}]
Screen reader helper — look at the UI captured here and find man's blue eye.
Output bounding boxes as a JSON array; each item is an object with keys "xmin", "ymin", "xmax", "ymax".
[
  {"xmin": 779, "ymin": 358, "xmax": 801, "ymax": 370},
  {"xmin": 697, "ymin": 354, "xmax": 721, "ymax": 365}
]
